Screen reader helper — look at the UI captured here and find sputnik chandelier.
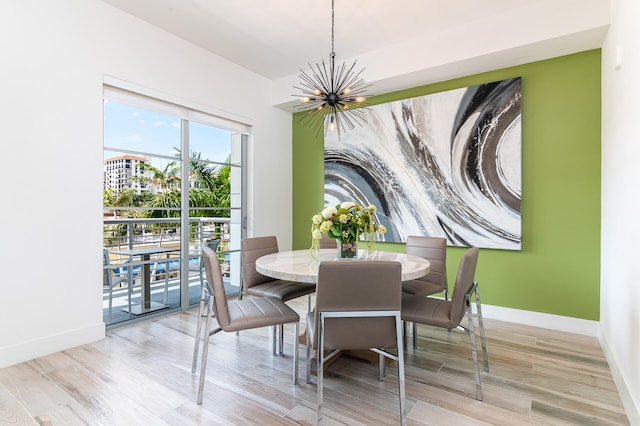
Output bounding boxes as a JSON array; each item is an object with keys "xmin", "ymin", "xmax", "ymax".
[{"xmin": 293, "ymin": 0, "xmax": 370, "ymax": 138}]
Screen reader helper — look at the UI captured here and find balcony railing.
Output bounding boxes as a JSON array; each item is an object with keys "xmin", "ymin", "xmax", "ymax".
[{"xmin": 103, "ymin": 216, "xmax": 238, "ymax": 326}]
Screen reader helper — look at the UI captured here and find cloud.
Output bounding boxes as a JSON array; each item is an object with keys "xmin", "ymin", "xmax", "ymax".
[
  {"xmin": 126, "ymin": 134, "xmax": 142, "ymax": 142},
  {"xmin": 171, "ymin": 121, "xmax": 180, "ymax": 128},
  {"xmin": 153, "ymin": 121, "xmax": 167, "ymax": 126}
]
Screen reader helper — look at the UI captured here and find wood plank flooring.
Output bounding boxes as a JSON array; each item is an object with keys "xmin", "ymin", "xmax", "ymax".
[{"xmin": 0, "ymin": 297, "xmax": 629, "ymax": 425}]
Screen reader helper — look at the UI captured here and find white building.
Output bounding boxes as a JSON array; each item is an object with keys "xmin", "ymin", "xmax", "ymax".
[{"xmin": 103, "ymin": 154, "xmax": 152, "ymax": 194}]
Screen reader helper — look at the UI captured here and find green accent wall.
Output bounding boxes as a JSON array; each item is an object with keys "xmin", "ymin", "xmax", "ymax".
[{"xmin": 292, "ymin": 50, "xmax": 601, "ymax": 321}]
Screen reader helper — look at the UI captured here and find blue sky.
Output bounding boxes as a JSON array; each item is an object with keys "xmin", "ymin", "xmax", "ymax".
[{"xmin": 104, "ymin": 100, "xmax": 232, "ymax": 169}]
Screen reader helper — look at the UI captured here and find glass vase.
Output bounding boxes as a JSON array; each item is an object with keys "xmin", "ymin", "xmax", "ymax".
[{"xmin": 338, "ymin": 241, "xmax": 358, "ymax": 259}]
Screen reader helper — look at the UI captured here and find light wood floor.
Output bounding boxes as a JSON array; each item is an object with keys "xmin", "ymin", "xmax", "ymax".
[{"xmin": 0, "ymin": 297, "xmax": 630, "ymax": 425}]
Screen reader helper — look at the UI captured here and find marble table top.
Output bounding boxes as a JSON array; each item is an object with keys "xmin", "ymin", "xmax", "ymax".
[{"xmin": 256, "ymin": 248, "xmax": 430, "ymax": 284}]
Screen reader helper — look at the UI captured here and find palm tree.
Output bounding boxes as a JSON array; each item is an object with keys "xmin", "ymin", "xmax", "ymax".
[
  {"xmin": 182, "ymin": 150, "xmax": 231, "ymax": 218},
  {"xmin": 106, "ymin": 151, "xmax": 231, "ymax": 219},
  {"xmin": 189, "ymin": 151, "xmax": 217, "ymax": 190},
  {"xmin": 132, "ymin": 161, "xmax": 181, "ymax": 192},
  {"xmin": 103, "ymin": 188, "xmax": 138, "ymax": 214}
]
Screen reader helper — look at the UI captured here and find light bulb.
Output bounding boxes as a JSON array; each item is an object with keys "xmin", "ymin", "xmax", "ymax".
[
  {"xmin": 355, "ymin": 96, "xmax": 365, "ymax": 103},
  {"xmin": 329, "ymin": 116, "xmax": 335, "ymax": 131}
]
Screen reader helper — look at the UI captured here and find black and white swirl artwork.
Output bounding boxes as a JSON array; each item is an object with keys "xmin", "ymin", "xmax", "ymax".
[{"xmin": 324, "ymin": 77, "xmax": 522, "ymax": 250}]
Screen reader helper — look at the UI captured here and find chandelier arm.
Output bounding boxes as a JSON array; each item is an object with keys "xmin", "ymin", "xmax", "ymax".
[
  {"xmin": 339, "ymin": 111, "xmax": 358, "ymax": 130},
  {"xmin": 339, "ymin": 67, "xmax": 360, "ymax": 92},
  {"xmin": 333, "ymin": 62, "xmax": 348, "ymax": 93},
  {"xmin": 299, "ymin": 110, "xmax": 327, "ymax": 131},
  {"xmin": 337, "ymin": 62, "xmax": 364, "ymax": 94},
  {"xmin": 314, "ymin": 61, "xmax": 332, "ymax": 95},
  {"xmin": 297, "ymin": 67, "xmax": 328, "ymax": 94}
]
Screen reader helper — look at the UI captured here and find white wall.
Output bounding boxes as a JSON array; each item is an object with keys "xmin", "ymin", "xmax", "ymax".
[
  {"xmin": 0, "ymin": 0, "xmax": 292, "ymax": 368},
  {"xmin": 601, "ymin": 0, "xmax": 640, "ymax": 423}
]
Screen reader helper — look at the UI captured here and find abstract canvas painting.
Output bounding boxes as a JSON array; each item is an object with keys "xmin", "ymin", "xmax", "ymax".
[{"xmin": 323, "ymin": 77, "xmax": 522, "ymax": 250}]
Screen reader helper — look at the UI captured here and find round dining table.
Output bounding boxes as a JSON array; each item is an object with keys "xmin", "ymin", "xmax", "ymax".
[
  {"xmin": 256, "ymin": 248, "xmax": 430, "ymax": 368},
  {"xmin": 256, "ymin": 248, "xmax": 430, "ymax": 283}
]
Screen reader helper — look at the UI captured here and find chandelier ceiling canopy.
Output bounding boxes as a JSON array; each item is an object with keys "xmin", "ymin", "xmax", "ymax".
[{"xmin": 293, "ymin": 0, "xmax": 370, "ymax": 139}]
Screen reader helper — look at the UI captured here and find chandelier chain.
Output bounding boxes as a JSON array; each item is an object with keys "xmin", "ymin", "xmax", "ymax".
[{"xmin": 331, "ymin": 0, "xmax": 335, "ymax": 57}]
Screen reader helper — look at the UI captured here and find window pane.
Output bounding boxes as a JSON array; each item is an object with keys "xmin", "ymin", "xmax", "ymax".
[
  {"xmin": 189, "ymin": 121, "xmax": 232, "ymax": 164},
  {"xmin": 104, "ymin": 100, "xmax": 181, "ymax": 158}
]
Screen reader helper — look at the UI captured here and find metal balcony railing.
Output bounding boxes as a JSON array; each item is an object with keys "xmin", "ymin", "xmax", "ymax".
[{"xmin": 103, "ymin": 217, "xmax": 238, "ymax": 325}]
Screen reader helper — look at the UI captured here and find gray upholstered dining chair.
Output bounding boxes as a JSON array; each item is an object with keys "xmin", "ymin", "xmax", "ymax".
[
  {"xmin": 192, "ymin": 246, "xmax": 300, "ymax": 405},
  {"xmin": 401, "ymin": 235, "xmax": 448, "ymax": 347},
  {"xmin": 240, "ymin": 236, "xmax": 315, "ymax": 354},
  {"xmin": 306, "ymin": 260, "xmax": 406, "ymax": 425},
  {"xmin": 402, "ymin": 236, "xmax": 448, "ymax": 298},
  {"xmin": 190, "ymin": 239, "xmax": 222, "ymax": 341},
  {"xmin": 401, "ymin": 246, "xmax": 489, "ymax": 401}
]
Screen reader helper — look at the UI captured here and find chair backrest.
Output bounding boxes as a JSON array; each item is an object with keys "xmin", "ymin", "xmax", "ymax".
[
  {"xmin": 199, "ymin": 238, "xmax": 221, "ymax": 267},
  {"xmin": 201, "ymin": 246, "xmax": 231, "ymax": 329},
  {"xmin": 318, "ymin": 234, "xmax": 337, "ymax": 249},
  {"xmin": 205, "ymin": 238, "xmax": 221, "ymax": 252},
  {"xmin": 406, "ymin": 236, "xmax": 447, "ymax": 290},
  {"xmin": 448, "ymin": 247, "xmax": 479, "ymax": 325},
  {"xmin": 240, "ymin": 236, "xmax": 278, "ymax": 289},
  {"xmin": 314, "ymin": 260, "xmax": 402, "ymax": 350}
]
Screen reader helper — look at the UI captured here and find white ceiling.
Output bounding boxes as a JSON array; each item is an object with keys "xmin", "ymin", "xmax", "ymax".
[{"xmin": 101, "ymin": 0, "xmax": 611, "ymax": 108}]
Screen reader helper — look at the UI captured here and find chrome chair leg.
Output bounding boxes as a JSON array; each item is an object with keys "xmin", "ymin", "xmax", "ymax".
[
  {"xmin": 402, "ymin": 320, "xmax": 407, "ymax": 349},
  {"xmin": 396, "ymin": 314, "xmax": 407, "ymax": 426},
  {"xmin": 306, "ymin": 326, "xmax": 312, "ymax": 384},
  {"xmin": 317, "ymin": 316, "xmax": 325, "ymax": 426},
  {"xmin": 236, "ymin": 282, "xmax": 243, "ymax": 337},
  {"xmin": 279, "ymin": 324, "xmax": 284, "ymax": 355},
  {"xmin": 272, "ymin": 326, "xmax": 277, "ymax": 354},
  {"xmin": 197, "ymin": 298, "xmax": 221, "ymax": 405},
  {"xmin": 191, "ymin": 286, "xmax": 207, "ymax": 373},
  {"xmin": 466, "ymin": 294, "xmax": 483, "ymax": 401},
  {"xmin": 293, "ymin": 322, "xmax": 299, "ymax": 385},
  {"xmin": 412, "ymin": 321, "xmax": 417, "ymax": 348},
  {"xmin": 401, "ymin": 320, "xmax": 418, "ymax": 350},
  {"xmin": 474, "ymin": 283, "xmax": 489, "ymax": 372}
]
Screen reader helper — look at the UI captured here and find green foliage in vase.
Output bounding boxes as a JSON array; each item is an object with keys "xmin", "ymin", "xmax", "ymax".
[{"xmin": 310, "ymin": 201, "xmax": 387, "ymax": 254}]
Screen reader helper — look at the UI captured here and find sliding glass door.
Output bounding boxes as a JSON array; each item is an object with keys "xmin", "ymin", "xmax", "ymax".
[{"xmin": 103, "ymin": 86, "xmax": 246, "ymax": 326}]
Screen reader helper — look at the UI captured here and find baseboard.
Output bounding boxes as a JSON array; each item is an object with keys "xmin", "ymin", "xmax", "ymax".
[
  {"xmin": 599, "ymin": 329, "xmax": 640, "ymax": 426},
  {"xmin": 481, "ymin": 304, "xmax": 599, "ymax": 337},
  {"xmin": 0, "ymin": 322, "xmax": 105, "ymax": 369}
]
